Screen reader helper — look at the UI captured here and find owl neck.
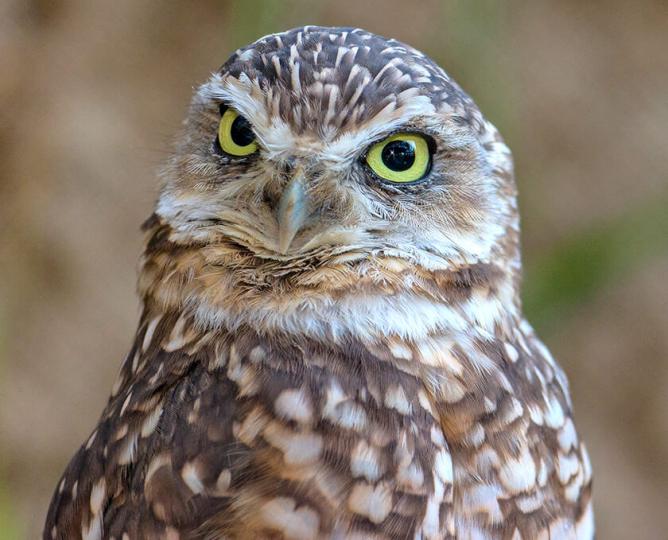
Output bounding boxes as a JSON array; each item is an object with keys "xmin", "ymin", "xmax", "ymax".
[{"xmin": 138, "ymin": 213, "xmax": 520, "ymax": 343}]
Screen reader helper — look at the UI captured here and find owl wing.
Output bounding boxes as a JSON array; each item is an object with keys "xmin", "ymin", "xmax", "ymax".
[
  {"xmin": 420, "ymin": 321, "xmax": 594, "ymax": 539},
  {"xmin": 45, "ymin": 312, "xmax": 456, "ymax": 539},
  {"xmin": 44, "ymin": 325, "xmax": 242, "ymax": 539}
]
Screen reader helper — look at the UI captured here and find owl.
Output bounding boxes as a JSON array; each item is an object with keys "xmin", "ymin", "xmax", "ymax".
[{"xmin": 44, "ymin": 26, "xmax": 593, "ymax": 539}]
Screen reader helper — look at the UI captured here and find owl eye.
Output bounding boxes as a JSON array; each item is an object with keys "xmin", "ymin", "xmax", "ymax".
[
  {"xmin": 217, "ymin": 107, "xmax": 258, "ymax": 157},
  {"xmin": 365, "ymin": 133, "xmax": 432, "ymax": 183}
]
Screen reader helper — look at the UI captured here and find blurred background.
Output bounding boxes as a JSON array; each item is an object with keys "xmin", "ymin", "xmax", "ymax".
[{"xmin": 0, "ymin": 1, "xmax": 666, "ymax": 538}]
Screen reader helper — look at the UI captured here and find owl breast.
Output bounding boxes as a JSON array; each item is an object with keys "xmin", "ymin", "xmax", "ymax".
[{"xmin": 45, "ymin": 311, "xmax": 457, "ymax": 539}]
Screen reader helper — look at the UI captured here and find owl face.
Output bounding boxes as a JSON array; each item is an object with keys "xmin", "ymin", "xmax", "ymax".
[{"xmin": 150, "ymin": 27, "xmax": 519, "ymax": 337}]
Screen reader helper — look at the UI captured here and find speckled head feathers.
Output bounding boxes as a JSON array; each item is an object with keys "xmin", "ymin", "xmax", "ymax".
[{"xmin": 220, "ymin": 26, "xmax": 479, "ymax": 134}]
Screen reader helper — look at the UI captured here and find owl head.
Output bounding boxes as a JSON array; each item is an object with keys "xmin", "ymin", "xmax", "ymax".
[{"xmin": 144, "ymin": 26, "xmax": 520, "ymax": 339}]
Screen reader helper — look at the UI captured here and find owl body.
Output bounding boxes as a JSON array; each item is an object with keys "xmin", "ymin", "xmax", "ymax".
[{"xmin": 45, "ymin": 27, "xmax": 593, "ymax": 539}]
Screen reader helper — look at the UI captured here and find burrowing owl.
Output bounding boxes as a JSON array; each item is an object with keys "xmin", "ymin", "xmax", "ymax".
[{"xmin": 44, "ymin": 26, "xmax": 593, "ymax": 539}]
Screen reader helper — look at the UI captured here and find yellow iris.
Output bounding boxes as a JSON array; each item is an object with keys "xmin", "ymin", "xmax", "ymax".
[
  {"xmin": 365, "ymin": 133, "xmax": 431, "ymax": 183},
  {"xmin": 218, "ymin": 108, "xmax": 258, "ymax": 156}
]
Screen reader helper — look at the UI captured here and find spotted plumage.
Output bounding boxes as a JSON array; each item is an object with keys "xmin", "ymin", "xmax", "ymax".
[{"xmin": 44, "ymin": 26, "xmax": 593, "ymax": 539}]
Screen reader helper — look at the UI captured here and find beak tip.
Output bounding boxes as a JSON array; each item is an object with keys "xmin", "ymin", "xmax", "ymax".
[{"xmin": 277, "ymin": 236, "xmax": 292, "ymax": 255}]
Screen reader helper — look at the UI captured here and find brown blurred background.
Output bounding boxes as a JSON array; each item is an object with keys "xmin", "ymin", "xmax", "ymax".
[{"xmin": 1, "ymin": 1, "xmax": 666, "ymax": 538}]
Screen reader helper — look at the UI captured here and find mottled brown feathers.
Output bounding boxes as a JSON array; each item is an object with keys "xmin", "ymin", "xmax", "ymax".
[
  {"xmin": 44, "ymin": 25, "xmax": 592, "ymax": 540},
  {"xmin": 45, "ymin": 307, "xmax": 591, "ymax": 539},
  {"xmin": 46, "ymin": 314, "xmax": 456, "ymax": 538}
]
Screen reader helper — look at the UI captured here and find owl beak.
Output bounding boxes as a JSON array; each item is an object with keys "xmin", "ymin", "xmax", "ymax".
[{"xmin": 277, "ymin": 172, "xmax": 308, "ymax": 254}]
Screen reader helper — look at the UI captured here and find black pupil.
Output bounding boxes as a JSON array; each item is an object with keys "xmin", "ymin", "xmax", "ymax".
[
  {"xmin": 381, "ymin": 140, "xmax": 416, "ymax": 171},
  {"xmin": 230, "ymin": 115, "xmax": 255, "ymax": 147}
]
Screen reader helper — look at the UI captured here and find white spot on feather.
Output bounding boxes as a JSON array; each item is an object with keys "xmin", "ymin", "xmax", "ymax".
[
  {"xmin": 117, "ymin": 431, "xmax": 138, "ymax": 465},
  {"xmin": 516, "ymin": 492, "xmax": 544, "ymax": 514},
  {"xmin": 462, "ymin": 484, "xmax": 503, "ymax": 523},
  {"xmin": 141, "ymin": 404, "xmax": 163, "ymax": 437},
  {"xmin": 275, "ymin": 388, "xmax": 313, "ymax": 424},
  {"xmin": 141, "ymin": 315, "xmax": 161, "ymax": 352},
  {"xmin": 503, "ymin": 397, "xmax": 524, "ymax": 424},
  {"xmin": 384, "ymin": 384, "xmax": 412, "ymax": 415},
  {"xmin": 350, "ymin": 440, "xmax": 382, "ymax": 481},
  {"xmin": 322, "ymin": 379, "xmax": 368, "ymax": 431},
  {"xmin": 434, "ymin": 449, "xmax": 453, "ymax": 485},
  {"xmin": 89, "ymin": 478, "xmax": 106, "ymax": 515},
  {"xmin": 259, "ymin": 497, "xmax": 319, "ymax": 540},
  {"xmin": 85, "ymin": 430, "xmax": 98, "ymax": 449},
  {"xmin": 558, "ymin": 418, "xmax": 578, "ymax": 451},
  {"xmin": 504, "ymin": 342, "xmax": 519, "ymax": 363},
  {"xmin": 544, "ymin": 394, "xmax": 566, "ymax": 429},
  {"xmin": 120, "ymin": 392, "xmax": 133, "ymax": 416},
  {"xmin": 214, "ymin": 469, "xmax": 231, "ymax": 496},
  {"xmin": 181, "ymin": 461, "xmax": 205, "ymax": 494},
  {"xmin": 498, "ymin": 446, "xmax": 536, "ymax": 493},
  {"xmin": 263, "ymin": 422, "xmax": 323, "ymax": 466},
  {"xmin": 347, "ymin": 482, "xmax": 392, "ymax": 524}
]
